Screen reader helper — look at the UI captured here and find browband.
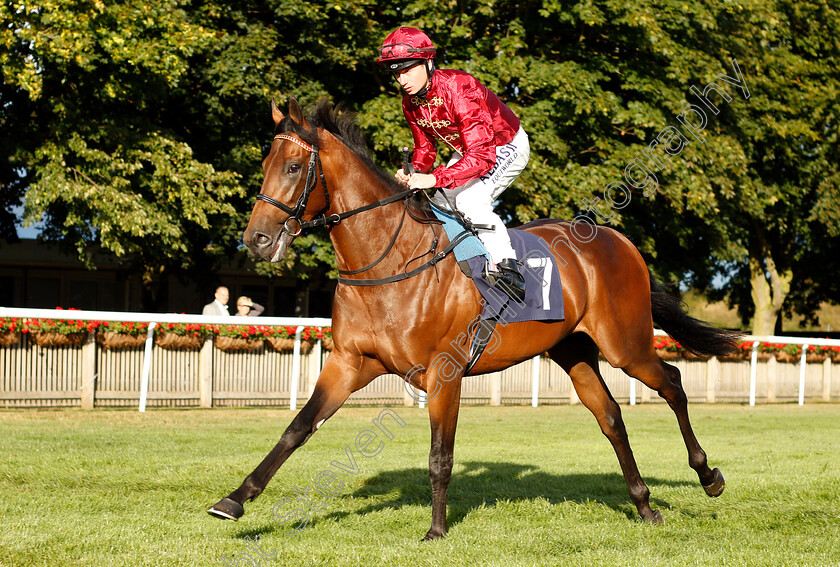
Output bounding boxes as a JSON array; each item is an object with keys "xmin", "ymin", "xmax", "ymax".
[{"xmin": 275, "ymin": 133, "xmax": 315, "ymax": 152}]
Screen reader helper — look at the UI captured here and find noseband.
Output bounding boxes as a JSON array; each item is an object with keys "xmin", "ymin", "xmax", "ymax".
[{"xmin": 256, "ymin": 133, "xmax": 332, "ymax": 235}]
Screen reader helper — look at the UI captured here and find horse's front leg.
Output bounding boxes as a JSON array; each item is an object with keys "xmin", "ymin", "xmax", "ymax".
[
  {"xmin": 423, "ymin": 377, "xmax": 463, "ymax": 540},
  {"xmin": 208, "ymin": 353, "xmax": 383, "ymax": 520}
]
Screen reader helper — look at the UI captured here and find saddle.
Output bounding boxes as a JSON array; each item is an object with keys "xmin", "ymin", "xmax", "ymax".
[{"xmin": 430, "ymin": 205, "xmax": 565, "ymax": 372}]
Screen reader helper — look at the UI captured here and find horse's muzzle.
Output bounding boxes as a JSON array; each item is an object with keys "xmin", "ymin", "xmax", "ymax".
[{"xmin": 242, "ymin": 226, "xmax": 294, "ymax": 262}]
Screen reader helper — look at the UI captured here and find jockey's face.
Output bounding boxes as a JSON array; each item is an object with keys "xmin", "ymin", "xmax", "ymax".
[{"xmin": 394, "ymin": 62, "xmax": 429, "ymax": 96}]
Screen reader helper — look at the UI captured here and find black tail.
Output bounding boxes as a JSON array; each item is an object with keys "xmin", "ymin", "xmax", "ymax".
[{"xmin": 650, "ymin": 280, "xmax": 743, "ymax": 357}]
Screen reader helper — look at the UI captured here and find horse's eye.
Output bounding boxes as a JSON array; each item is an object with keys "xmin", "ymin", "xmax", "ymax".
[{"xmin": 288, "ymin": 163, "xmax": 301, "ymax": 174}]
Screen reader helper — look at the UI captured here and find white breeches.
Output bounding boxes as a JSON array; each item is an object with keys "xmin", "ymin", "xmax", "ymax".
[{"xmin": 432, "ymin": 127, "xmax": 530, "ymax": 265}]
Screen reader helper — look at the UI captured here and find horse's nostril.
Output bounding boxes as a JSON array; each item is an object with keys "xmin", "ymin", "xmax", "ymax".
[{"xmin": 255, "ymin": 233, "xmax": 271, "ymax": 246}]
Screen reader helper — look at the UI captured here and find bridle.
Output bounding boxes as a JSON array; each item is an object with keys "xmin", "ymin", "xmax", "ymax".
[
  {"xmin": 257, "ymin": 132, "xmax": 428, "ymax": 234},
  {"xmin": 254, "ymin": 131, "xmax": 473, "ymax": 286},
  {"xmin": 257, "ymin": 131, "xmax": 438, "ymax": 233},
  {"xmin": 255, "ymin": 133, "xmax": 333, "ymax": 236}
]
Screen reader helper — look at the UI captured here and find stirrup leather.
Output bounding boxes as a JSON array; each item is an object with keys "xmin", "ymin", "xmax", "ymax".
[{"xmin": 493, "ymin": 259, "xmax": 526, "ymax": 303}]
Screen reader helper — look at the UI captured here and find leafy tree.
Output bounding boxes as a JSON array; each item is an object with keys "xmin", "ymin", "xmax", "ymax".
[
  {"xmin": 622, "ymin": 0, "xmax": 840, "ymax": 334},
  {"xmin": 1, "ymin": 0, "xmax": 386, "ymax": 305},
  {"xmin": 2, "ymin": 0, "xmax": 245, "ymax": 308}
]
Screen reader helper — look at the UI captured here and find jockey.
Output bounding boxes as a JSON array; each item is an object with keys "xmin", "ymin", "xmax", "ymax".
[{"xmin": 377, "ymin": 26, "xmax": 530, "ymax": 302}]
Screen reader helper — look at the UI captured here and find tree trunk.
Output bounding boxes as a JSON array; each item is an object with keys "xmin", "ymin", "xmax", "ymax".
[
  {"xmin": 294, "ymin": 279, "xmax": 309, "ymax": 317},
  {"xmin": 749, "ymin": 226, "xmax": 792, "ymax": 336},
  {"xmin": 140, "ymin": 265, "xmax": 169, "ymax": 312}
]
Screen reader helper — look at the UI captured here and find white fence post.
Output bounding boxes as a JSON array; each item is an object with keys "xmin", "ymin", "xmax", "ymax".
[
  {"xmin": 80, "ymin": 332, "xmax": 97, "ymax": 410},
  {"xmin": 799, "ymin": 344, "xmax": 809, "ymax": 406},
  {"xmin": 289, "ymin": 326, "xmax": 304, "ymax": 411},
  {"xmin": 823, "ymin": 358, "xmax": 832, "ymax": 402},
  {"xmin": 199, "ymin": 335, "xmax": 214, "ymax": 409},
  {"xmin": 489, "ymin": 372, "xmax": 502, "ymax": 406},
  {"xmin": 706, "ymin": 356, "xmax": 718, "ymax": 403},
  {"xmin": 749, "ymin": 341, "xmax": 759, "ymax": 406},
  {"xmin": 531, "ymin": 355, "xmax": 540, "ymax": 408},
  {"xmin": 139, "ymin": 322, "xmax": 157, "ymax": 413}
]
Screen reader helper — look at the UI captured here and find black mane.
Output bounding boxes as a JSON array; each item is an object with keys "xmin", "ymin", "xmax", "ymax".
[
  {"xmin": 275, "ymin": 100, "xmax": 399, "ymax": 193},
  {"xmin": 275, "ymin": 99, "xmax": 434, "ymax": 217}
]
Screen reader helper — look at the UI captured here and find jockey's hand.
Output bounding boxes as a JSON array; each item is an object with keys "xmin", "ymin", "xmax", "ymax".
[
  {"xmin": 395, "ymin": 168, "xmax": 411, "ymax": 185},
  {"xmin": 407, "ymin": 173, "xmax": 436, "ymax": 190}
]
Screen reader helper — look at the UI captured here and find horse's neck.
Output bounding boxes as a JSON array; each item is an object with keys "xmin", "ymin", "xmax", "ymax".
[{"xmin": 323, "ymin": 149, "xmax": 431, "ymax": 276}]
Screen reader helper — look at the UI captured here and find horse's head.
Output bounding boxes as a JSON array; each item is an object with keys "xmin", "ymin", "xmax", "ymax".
[{"xmin": 243, "ymin": 97, "xmax": 330, "ymax": 262}]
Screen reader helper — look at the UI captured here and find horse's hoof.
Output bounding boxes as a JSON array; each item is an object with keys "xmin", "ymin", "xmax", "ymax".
[
  {"xmin": 642, "ymin": 510, "xmax": 664, "ymax": 524},
  {"xmin": 702, "ymin": 467, "xmax": 726, "ymax": 497},
  {"xmin": 422, "ymin": 529, "xmax": 445, "ymax": 541},
  {"xmin": 208, "ymin": 497, "xmax": 245, "ymax": 521}
]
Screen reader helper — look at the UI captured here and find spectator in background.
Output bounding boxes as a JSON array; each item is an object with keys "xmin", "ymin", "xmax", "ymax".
[
  {"xmin": 235, "ymin": 296, "xmax": 264, "ymax": 317},
  {"xmin": 202, "ymin": 286, "xmax": 230, "ymax": 316}
]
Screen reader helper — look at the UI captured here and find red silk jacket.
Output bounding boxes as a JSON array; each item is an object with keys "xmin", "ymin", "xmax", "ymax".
[{"xmin": 403, "ymin": 69, "xmax": 520, "ymax": 189}]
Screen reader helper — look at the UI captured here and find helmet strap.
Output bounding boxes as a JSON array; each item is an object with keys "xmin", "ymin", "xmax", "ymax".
[{"xmin": 415, "ymin": 60, "xmax": 435, "ymax": 98}]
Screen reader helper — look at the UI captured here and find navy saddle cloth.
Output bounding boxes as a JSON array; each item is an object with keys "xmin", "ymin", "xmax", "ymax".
[{"xmin": 431, "ymin": 206, "xmax": 565, "ymax": 323}]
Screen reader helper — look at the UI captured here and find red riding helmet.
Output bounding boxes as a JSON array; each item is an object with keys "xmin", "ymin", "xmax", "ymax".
[{"xmin": 376, "ymin": 27, "xmax": 436, "ymax": 71}]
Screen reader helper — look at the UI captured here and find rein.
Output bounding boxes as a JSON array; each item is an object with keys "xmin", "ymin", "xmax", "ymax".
[
  {"xmin": 255, "ymin": 132, "xmax": 462, "ymax": 286},
  {"xmin": 337, "ymin": 230, "xmax": 473, "ymax": 286}
]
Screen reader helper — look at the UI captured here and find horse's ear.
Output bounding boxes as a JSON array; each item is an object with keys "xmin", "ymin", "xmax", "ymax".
[
  {"xmin": 288, "ymin": 97, "xmax": 311, "ymax": 130},
  {"xmin": 271, "ymin": 99, "xmax": 285, "ymax": 125}
]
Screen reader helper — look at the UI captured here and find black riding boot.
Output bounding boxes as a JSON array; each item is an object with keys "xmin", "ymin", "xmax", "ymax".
[{"xmin": 495, "ymin": 258, "xmax": 526, "ymax": 303}]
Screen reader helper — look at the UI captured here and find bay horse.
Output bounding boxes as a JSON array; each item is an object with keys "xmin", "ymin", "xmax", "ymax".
[{"xmin": 209, "ymin": 97, "xmax": 739, "ymax": 540}]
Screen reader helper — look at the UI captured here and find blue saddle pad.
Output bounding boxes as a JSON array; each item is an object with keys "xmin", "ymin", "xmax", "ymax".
[
  {"xmin": 431, "ymin": 206, "xmax": 565, "ymax": 323},
  {"xmin": 430, "ymin": 205, "xmax": 491, "ymax": 263}
]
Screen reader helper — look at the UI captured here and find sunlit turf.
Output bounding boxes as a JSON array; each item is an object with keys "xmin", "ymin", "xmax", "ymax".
[{"xmin": 2, "ymin": 404, "xmax": 839, "ymax": 566}]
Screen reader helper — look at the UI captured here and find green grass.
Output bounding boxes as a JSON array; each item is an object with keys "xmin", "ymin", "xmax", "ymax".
[{"xmin": 2, "ymin": 404, "xmax": 839, "ymax": 566}]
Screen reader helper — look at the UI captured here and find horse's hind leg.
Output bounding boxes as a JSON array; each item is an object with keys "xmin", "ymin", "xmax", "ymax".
[
  {"xmin": 548, "ymin": 333, "xmax": 662, "ymax": 523},
  {"xmin": 622, "ymin": 358, "xmax": 725, "ymax": 496}
]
